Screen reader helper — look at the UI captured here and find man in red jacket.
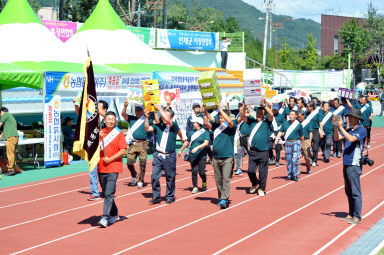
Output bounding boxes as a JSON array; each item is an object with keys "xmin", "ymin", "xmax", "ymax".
[{"xmin": 97, "ymin": 111, "xmax": 127, "ymax": 228}]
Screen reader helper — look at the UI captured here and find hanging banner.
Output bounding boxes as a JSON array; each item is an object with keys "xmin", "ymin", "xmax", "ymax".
[
  {"xmin": 152, "ymin": 71, "xmax": 201, "ymax": 132},
  {"xmin": 127, "ymin": 27, "xmax": 156, "ymax": 47},
  {"xmin": 44, "ymin": 95, "xmax": 61, "ymax": 167},
  {"xmin": 157, "ymin": 29, "xmax": 219, "ymax": 51},
  {"xmin": 42, "ymin": 20, "xmax": 78, "ymax": 42}
]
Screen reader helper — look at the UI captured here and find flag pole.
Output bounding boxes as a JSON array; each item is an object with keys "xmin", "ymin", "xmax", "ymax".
[{"xmin": 87, "ymin": 48, "xmax": 106, "ymax": 157}]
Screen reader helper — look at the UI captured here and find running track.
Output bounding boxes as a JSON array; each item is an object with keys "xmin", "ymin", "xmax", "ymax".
[{"xmin": 1, "ymin": 128, "xmax": 384, "ymax": 254}]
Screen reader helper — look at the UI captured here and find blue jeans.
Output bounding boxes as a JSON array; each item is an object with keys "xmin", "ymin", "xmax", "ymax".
[
  {"xmin": 151, "ymin": 152, "xmax": 177, "ymax": 199},
  {"xmin": 235, "ymin": 145, "xmax": 244, "ymax": 170},
  {"xmin": 343, "ymin": 165, "xmax": 362, "ymax": 219},
  {"xmin": 90, "ymin": 166, "xmax": 100, "ymax": 197}
]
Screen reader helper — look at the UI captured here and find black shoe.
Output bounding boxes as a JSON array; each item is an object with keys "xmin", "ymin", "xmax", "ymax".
[
  {"xmin": 5, "ymin": 171, "xmax": 16, "ymax": 176},
  {"xmin": 268, "ymin": 159, "xmax": 274, "ymax": 165},
  {"xmin": 324, "ymin": 158, "xmax": 330, "ymax": 163},
  {"xmin": 306, "ymin": 168, "xmax": 311, "ymax": 174},
  {"xmin": 285, "ymin": 176, "xmax": 291, "ymax": 181},
  {"xmin": 149, "ymin": 197, "xmax": 161, "ymax": 204},
  {"xmin": 166, "ymin": 198, "xmax": 175, "ymax": 204},
  {"xmin": 292, "ymin": 176, "xmax": 298, "ymax": 182}
]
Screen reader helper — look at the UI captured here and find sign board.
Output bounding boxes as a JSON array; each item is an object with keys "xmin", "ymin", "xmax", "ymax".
[
  {"xmin": 42, "ymin": 20, "xmax": 78, "ymax": 42},
  {"xmin": 157, "ymin": 29, "xmax": 218, "ymax": 51},
  {"xmin": 43, "ymin": 95, "xmax": 61, "ymax": 167}
]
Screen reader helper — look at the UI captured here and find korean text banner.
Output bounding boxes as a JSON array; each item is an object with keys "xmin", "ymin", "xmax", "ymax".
[
  {"xmin": 44, "ymin": 95, "xmax": 61, "ymax": 167},
  {"xmin": 157, "ymin": 29, "xmax": 218, "ymax": 51},
  {"xmin": 127, "ymin": 27, "xmax": 156, "ymax": 48},
  {"xmin": 42, "ymin": 20, "xmax": 78, "ymax": 42},
  {"xmin": 153, "ymin": 72, "xmax": 201, "ymax": 132}
]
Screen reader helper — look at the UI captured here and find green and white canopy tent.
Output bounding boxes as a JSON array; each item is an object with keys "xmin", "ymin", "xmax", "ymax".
[{"xmin": 64, "ymin": 0, "xmax": 195, "ymax": 73}]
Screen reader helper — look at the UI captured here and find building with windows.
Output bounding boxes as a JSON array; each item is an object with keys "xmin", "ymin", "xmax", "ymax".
[{"xmin": 321, "ymin": 14, "xmax": 364, "ymax": 57}]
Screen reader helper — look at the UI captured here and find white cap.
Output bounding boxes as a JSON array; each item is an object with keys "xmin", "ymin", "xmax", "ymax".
[{"xmin": 191, "ymin": 117, "xmax": 204, "ymax": 126}]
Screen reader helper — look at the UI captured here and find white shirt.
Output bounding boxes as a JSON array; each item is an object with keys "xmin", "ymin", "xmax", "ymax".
[{"xmin": 220, "ymin": 41, "xmax": 231, "ymax": 52}]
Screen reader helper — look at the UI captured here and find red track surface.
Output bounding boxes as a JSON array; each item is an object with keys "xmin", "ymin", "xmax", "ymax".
[{"xmin": 1, "ymin": 128, "xmax": 384, "ymax": 255}]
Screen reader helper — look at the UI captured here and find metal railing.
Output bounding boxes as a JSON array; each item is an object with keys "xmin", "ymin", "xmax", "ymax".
[{"xmin": 245, "ymin": 56, "xmax": 294, "ymax": 89}]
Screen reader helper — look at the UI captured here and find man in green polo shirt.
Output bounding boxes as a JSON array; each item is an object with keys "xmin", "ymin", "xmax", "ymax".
[
  {"xmin": 204, "ymin": 103, "xmax": 236, "ymax": 209},
  {"xmin": 0, "ymin": 107, "xmax": 19, "ymax": 176},
  {"xmin": 319, "ymin": 102, "xmax": 334, "ymax": 163},
  {"xmin": 297, "ymin": 110, "xmax": 313, "ymax": 174},
  {"xmin": 145, "ymin": 104, "xmax": 179, "ymax": 205},
  {"xmin": 122, "ymin": 99, "xmax": 155, "ymax": 188},
  {"xmin": 240, "ymin": 98, "xmax": 273, "ymax": 197}
]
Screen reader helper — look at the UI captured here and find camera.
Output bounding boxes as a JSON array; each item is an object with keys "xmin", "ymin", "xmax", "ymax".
[{"xmin": 360, "ymin": 155, "xmax": 374, "ymax": 166}]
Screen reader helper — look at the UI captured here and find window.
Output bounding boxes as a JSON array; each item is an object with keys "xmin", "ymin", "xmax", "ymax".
[{"xmin": 334, "ymin": 36, "xmax": 339, "ymax": 54}]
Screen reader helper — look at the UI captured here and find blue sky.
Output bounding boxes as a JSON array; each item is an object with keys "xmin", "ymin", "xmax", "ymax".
[{"xmin": 242, "ymin": 0, "xmax": 384, "ymax": 23}]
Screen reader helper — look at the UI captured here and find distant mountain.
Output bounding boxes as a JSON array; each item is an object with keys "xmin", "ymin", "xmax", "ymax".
[{"xmin": 169, "ymin": 0, "xmax": 321, "ymax": 49}]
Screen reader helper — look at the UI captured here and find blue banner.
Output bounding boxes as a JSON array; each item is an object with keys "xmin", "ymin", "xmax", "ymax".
[{"xmin": 157, "ymin": 29, "xmax": 218, "ymax": 51}]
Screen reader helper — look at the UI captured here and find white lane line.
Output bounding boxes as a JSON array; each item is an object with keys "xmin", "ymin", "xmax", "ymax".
[
  {"xmin": 0, "ymin": 162, "xmax": 199, "ymax": 231},
  {"xmin": 0, "ymin": 172, "xmax": 89, "ymax": 193},
  {"xmin": 8, "ymin": 163, "xmax": 283, "ymax": 255},
  {"xmin": 9, "ymin": 142, "xmax": 384, "ymax": 254},
  {"xmin": 2, "ymin": 130, "xmax": 384, "ymax": 193},
  {"xmin": 213, "ymin": 163, "xmax": 384, "ymax": 254},
  {"xmin": 0, "ymin": 162, "xmax": 190, "ymax": 209},
  {"xmin": 111, "ymin": 161, "xmax": 345, "ymax": 255},
  {"xmin": 0, "ymin": 158, "xmax": 154, "ymax": 193},
  {"xmin": 8, "ymin": 172, "xmax": 260, "ymax": 255},
  {"xmin": 313, "ymin": 200, "xmax": 384, "ymax": 255}
]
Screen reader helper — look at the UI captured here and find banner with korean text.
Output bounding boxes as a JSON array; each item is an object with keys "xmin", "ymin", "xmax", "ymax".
[
  {"xmin": 157, "ymin": 29, "xmax": 219, "ymax": 51},
  {"xmin": 42, "ymin": 20, "xmax": 78, "ymax": 42},
  {"xmin": 43, "ymin": 95, "xmax": 61, "ymax": 167}
]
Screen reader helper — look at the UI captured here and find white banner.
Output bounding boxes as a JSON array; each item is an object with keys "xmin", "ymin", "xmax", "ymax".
[{"xmin": 44, "ymin": 95, "xmax": 61, "ymax": 167}]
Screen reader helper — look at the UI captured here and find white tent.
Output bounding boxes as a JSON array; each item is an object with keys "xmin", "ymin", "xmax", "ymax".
[
  {"xmin": 64, "ymin": 0, "xmax": 189, "ymax": 69},
  {"xmin": 0, "ymin": 0, "xmax": 67, "ymax": 63}
]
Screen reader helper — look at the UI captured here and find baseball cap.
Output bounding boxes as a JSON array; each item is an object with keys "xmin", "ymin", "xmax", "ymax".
[{"xmin": 191, "ymin": 117, "xmax": 204, "ymax": 126}]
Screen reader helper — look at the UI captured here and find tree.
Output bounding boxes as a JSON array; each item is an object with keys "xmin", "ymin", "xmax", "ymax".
[
  {"xmin": 365, "ymin": 3, "xmax": 384, "ymax": 82},
  {"xmin": 303, "ymin": 33, "xmax": 318, "ymax": 70},
  {"xmin": 74, "ymin": 0, "xmax": 97, "ymax": 22},
  {"xmin": 279, "ymin": 37, "xmax": 292, "ymax": 69},
  {"xmin": 339, "ymin": 18, "xmax": 371, "ymax": 83}
]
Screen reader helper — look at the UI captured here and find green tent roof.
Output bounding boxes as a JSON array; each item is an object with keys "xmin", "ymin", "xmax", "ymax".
[
  {"xmin": 0, "ymin": 63, "xmax": 43, "ymax": 90},
  {"xmin": 0, "ymin": 0, "xmax": 43, "ymax": 25},
  {"xmin": 77, "ymin": 0, "xmax": 127, "ymax": 33}
]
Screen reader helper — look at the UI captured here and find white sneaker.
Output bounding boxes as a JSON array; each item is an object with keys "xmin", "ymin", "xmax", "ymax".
[
  {"xmin": 258, "ymin": 189, "xmax": 265, "ymax": 197},
  {"xmin": 130, "ymin": 177, "xmax": 137, "ymax": 185},
  {"xmin": 367, "ymin": 144, "xmax": 371, "ymax": 149},
  {"xmin": 312, "ymin": 162, "xmax": 316, "ymax": 167},
  {"xmin": 192, "ymin": 187, "xmax": 199, "ymax": 194},
  {"xmin": 137, "ymin": 181, "xmax": 143, "ymax": 188}
]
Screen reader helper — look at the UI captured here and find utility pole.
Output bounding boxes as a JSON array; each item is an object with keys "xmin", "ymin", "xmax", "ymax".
[
  {"xmin": 269, "ymin": 10, "xmax": 273, "ymax": 49},
  {"xmin": 262, "ymin": 0, "xmax": 273, "ymax": 68},
  {"xmin": 137, "ymin": 1, "xmax": 141, "ymax": 27},
  {"xmin": 162, "ymin": 0, "xmax": 167, "ymax": 28}
]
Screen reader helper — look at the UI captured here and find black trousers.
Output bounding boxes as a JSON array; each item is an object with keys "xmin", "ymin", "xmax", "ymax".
[
  {"xmin": 189, "ymin": 155, "xmax": 207, "ymax": 187},
  {"xmin": 247, "ymin": 149, "xmax": 269, "ymax": 190},
  {"xmin": 221, "ymin": 51, "xmax": 228, "ymax": 69},
  {"xmin": 268, "ymin": 137, "xmax": 282, "ymax": 162},
  {"xmin": 98, "ymin": 173, "xmax": 119, "ymax": 219},
  {"xmin": 311, "ymin": 129, "xmax": 320, "ymax": 163}
]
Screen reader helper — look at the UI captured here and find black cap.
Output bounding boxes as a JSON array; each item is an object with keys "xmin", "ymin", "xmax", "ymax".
[
  {"xmin": 347, "ymin": 108, "xmax": 362, "ymax": 120},
  {"xmin": 64, "ymin": 117, "xmax": 74, "ymax": 125}
]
